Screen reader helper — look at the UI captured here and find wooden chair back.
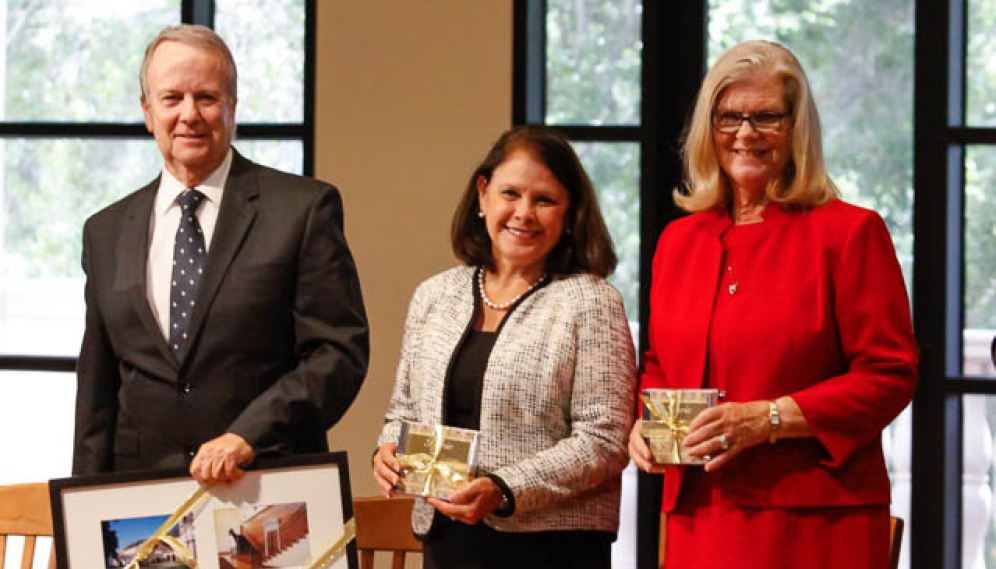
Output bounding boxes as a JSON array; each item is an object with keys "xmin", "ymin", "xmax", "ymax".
[
  {"xmin": 0, "ymin": 483, "xmax": 56, "ymax": 569},
  {"xmin": 889, "ymin": 515, "xmax": 904, "ymax": 569},
  {"xmin": 353, "ymin": 496, "xmax": 421, "ymax": 569}
]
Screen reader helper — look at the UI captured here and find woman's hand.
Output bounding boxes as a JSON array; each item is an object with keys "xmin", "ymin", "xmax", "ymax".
[
  {"xmin": 427, "ymin": 477, "xmax": 504, "ymax": 525},
  {"xmin": 628, "ymin": 421, "xmax": 667, "ymax": 474},
  {"xmin": 682, "ymin": 401, "xmax": 770, "ymax": 472},
  {"xmin": 372, "ymin": 443, "xmax": 401, "ymax": 498}
]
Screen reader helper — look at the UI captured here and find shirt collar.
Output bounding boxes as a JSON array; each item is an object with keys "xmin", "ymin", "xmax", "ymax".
[{"xmin": 154, "ymin": 149, "xmax": 233, "ymax": 216}]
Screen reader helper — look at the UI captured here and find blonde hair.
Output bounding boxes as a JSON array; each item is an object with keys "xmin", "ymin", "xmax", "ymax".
[
  {"xmin": 675, "ymin": 40, "xmax": 838, "ymax": 212},
  {"xmin": 140, "ymin": 24, "xmax": 238, "ymax": 102}
]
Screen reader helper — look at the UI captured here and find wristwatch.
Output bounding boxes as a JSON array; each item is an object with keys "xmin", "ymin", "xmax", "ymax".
[{"xmin": 768, "ymin": 400, "xmax": 781, "ymax": 444}]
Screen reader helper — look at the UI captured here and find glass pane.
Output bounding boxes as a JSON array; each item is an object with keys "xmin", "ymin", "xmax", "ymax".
[
  {"xmin": 967, "ymin": 0, "xmax": 996, "ymax": 126},
  {"xmin": 234, "ymin": 139, "xmax": 304, "ymax": 175},
  {"xmin": 546, "ymin": 0, "xmax": 642, "ymax": 125},
  {"xmin": 1, "ymin": 138, "xmax": 160, "ymax": 355},
  {"xmin": 964, "ymin": 146, "xmax": 996, "ymax": 377},
  {"xmin": 572, "ymin": 142, "xmax": 639, "ymax": 323},
  {"xmin": 215, "ymin": 0, "xmax": 305, "ymax": 123},
  {"xmin": 0, "ymin": 371, "xmax": 75, "ymax": 484},
  {"xmin": 708, "ymin": 0, "xmax": 915, "ymax": 293},
  {"xmin": 962, "ymin": 394, "xmax": 996, "ymax": 569},
  {"xmin": 2, "ymin": 0, "xmax": 179, "ymax": 121}
]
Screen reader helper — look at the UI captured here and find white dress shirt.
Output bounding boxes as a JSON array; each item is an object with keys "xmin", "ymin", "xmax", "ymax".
[{"xmin": 147, "ymin": 150, "xmax": 233, "ymax": 340}]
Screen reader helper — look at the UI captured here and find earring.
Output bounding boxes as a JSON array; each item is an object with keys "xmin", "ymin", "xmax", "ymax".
[{"xmin": 478, "ymin": 211, "xmax": 485, "ymax": 218}]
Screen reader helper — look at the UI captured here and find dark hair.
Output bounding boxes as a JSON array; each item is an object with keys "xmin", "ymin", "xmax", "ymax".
[{"xmin": 451, "ymin": 125, "xmax": 617, "ymax": 278}]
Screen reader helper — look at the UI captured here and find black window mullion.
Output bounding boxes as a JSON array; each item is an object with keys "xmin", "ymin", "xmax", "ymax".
[
  {"xmin": 949, "ymin": 127, "xmax": 996, "ymax": 144},
  {"xmin": 236, "ymin": 124, "xmax": 308, "ymax": 139},
  {"xmin": 303, "ymin": 0, "xmax": 316, "ymax": 176},
  {"xmin": 912, "ymin": 0, "xmax": 962, "ymax": 565},
  {"xmin": 549, "ymin": 125, "xmax": 640, "ymax": 141},
  {"xmin": 512, "ymin": 0, "xmax": 547, "ymax": 126},
  {"xmin": 183, "ymin": 0, "xmax": 215, "ymax": 28},
  {"xmin": 0, "ymin": 356, "xmax": 76, "ymax": 373},
  {"xmin": 0, "ymin": 123, "xmax": 147, "ymax": 137},
  {"xmin": 634, "ymin": 3, "xmax": 705, "ymax": 569}
]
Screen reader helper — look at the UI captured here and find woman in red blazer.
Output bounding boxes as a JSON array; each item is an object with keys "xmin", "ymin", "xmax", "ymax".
[{"xmin": 628, "ymin": 40, "xmax": 918, "ymax": 568}]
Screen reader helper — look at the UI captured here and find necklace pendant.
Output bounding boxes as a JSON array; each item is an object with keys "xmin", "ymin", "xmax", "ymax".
[{"xmin": 728, "ymin": 282, "xmax": 738, "ymax": 295}]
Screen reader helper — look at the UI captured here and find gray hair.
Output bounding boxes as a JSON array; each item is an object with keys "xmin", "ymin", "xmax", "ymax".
[{"xmin": 139, "ymin": 24, "xmax": 238, "ymax": 102}]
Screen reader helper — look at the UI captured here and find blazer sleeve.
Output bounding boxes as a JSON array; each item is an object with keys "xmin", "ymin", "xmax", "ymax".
[
  {"xmin": 790, "ymin": 210, "xmax": 918, "ymax": 467},
  {"xmin": 378, "ymin": 282, "xmax": 431, "ymax": 446},
  {"xmin": 640, "ymin": 229, "xmax": 672, "ymax": 393},
  {"xmin": 492, "ymin": 284, "xmax": 637, "ymax": 514},
  {"xmin": 227, "ymin": 185, "xmax": 370, "ymax": 451},
  {"xmin": 73, "ymin": 220, "xmax": 120, "ymax": 474}
]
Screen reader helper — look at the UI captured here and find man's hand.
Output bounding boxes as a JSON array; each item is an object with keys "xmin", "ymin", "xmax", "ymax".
[{"xmin": 190, "ymin": 433, "xmax": 255, "ymax": 484}]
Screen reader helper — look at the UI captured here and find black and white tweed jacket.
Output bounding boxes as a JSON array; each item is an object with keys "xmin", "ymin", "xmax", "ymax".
[{"xmin": 378, "ymin": 265, "xmax": 637, "ymax": 535}]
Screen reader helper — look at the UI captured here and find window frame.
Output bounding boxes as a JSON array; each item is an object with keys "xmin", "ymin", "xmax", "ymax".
[
  {"xmin": 913, "ymin": 0, "xmax": 996, "ymax": 567},
  {"xmin": 0, "ymin": 0, "xmax": 316, "ymax": 373}
]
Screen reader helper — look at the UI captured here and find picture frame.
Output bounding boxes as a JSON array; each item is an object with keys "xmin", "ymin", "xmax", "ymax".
[{"xmin": 49, "ymin": 452, "xmax": 357, "ymax": 569}]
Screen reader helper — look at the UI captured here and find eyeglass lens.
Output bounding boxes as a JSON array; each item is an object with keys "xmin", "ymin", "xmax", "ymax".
[{"xmin": 713, "ymin": 112, "xmax": 785, "ymax": 132}]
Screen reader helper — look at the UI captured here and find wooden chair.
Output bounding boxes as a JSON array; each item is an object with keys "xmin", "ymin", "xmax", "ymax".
[
  {"xmin": 889, "ymin": 515, "xmax": 904, "ymax": 569},
  {"xmin": 0, "ymin": 483, "xmax": 56, "ymax": 569},
  {"xmin": 352, "ymin": 496, "xmax": 422, "ymax": 569}
]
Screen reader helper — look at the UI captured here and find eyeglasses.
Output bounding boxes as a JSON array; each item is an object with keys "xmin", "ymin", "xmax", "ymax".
[{"xmin": 711, "ymin": 111, "xmax": 788, "ymax": 133}]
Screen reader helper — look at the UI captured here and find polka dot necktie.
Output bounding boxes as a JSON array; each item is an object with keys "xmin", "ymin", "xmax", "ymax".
[{"xmin": 169, "ymin": 189, "xmax": 206, "ymax": 360}]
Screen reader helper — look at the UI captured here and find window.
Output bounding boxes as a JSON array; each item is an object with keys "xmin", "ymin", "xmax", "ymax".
[
  {"xmin": 0, "ymin": 0, "xmax": 315, "ymax": 485},
  {"xmin": 918, "ymin": 0, "xmax": 996, "ymax": 567},
  {"xmin": 525, "ymin": 0, "xmax": 643, "ymax": 323}
]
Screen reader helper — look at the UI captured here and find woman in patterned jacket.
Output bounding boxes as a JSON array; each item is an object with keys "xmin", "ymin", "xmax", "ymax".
[{"xmin": 373, "ymin": 125, "xmax": 637, "ymax": 569}]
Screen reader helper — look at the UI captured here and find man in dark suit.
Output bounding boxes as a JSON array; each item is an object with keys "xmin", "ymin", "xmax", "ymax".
[{"xmin": 73, "ymin": 24, "xmax": 369, "ymax": 484}]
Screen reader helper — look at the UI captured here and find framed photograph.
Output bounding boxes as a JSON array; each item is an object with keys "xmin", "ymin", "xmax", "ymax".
[{"xmin": 49, "ymin": 452, "xmax": 357, "ymax": 569}]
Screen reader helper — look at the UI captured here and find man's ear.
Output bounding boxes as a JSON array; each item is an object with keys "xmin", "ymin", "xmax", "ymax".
[{"xmin": 141, "ymin": 96, "xmax": 154, "ymax": 134}]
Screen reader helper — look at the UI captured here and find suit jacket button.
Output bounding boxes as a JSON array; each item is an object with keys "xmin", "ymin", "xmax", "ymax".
[
  {"xmin": 186, "ymin": 446, "xmax": 196, "ymax": 459},
  {"xmin": 182, "ymin": 383, "xmax": 192, "ymax": 395}
]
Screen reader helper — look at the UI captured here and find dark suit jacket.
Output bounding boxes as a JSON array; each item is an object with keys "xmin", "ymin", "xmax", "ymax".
[{"xmin": 73, "ymin": 151, "xmax": 369, "ymax": 474}]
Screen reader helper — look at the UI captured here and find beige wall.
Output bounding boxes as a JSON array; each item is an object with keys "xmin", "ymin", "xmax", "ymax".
[{"xmin": 314, "ymin": 1, "xmax": 513, "ymax": 506}]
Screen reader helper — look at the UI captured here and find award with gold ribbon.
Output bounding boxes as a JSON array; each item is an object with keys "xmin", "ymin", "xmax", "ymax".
[
  {"xmin": 395, "ymin": 422, "xmax": 480, "ymax": 500},
  {"xmin": 641, "ymin": 388, "xmax": 720, "ymax": 465},
  {"xmin": 50, "ymin": 453, "xmax": 355, "ymax": 569}
]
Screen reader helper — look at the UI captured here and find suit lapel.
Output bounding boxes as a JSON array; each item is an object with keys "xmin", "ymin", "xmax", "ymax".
[
  {"xmin": 181, "ymin": 152, "xmax": 260, "ymax": 364},
  {"xmin": 117, "ymin": 179, "xmax": 179, "ymax": 369}
]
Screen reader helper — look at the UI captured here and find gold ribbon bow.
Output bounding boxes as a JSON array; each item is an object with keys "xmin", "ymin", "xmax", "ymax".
[
  {"xmin": 397, "ymin": 425, "xmax": 472, "ymax": 497},
  {"xmin": 641, "ymin": 391, "xmax": 689, "ymax": 464},
  {"xmin": 124, "ymin": 486, "xmax": 209, "ymax": 569}
]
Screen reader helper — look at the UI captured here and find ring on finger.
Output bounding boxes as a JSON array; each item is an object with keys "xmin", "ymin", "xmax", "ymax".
[{"xmin": 718, "ymin": 433, "xmax": 730, "ymax": 451}]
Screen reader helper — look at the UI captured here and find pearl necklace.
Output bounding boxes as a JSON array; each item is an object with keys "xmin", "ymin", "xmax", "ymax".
[{"xmin": 477, "ymin": 268, "xmax": 547, "ymax": 311}]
